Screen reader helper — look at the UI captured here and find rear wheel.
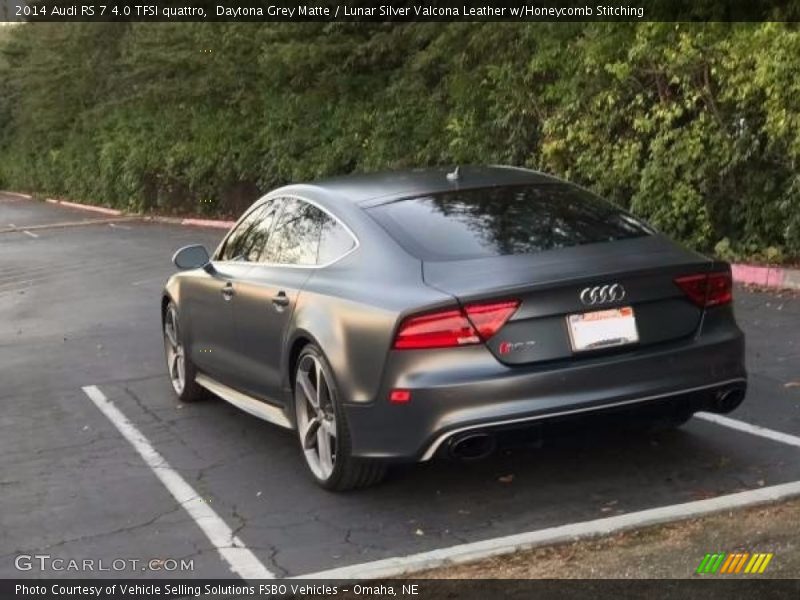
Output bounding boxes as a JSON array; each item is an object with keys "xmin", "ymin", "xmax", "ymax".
[
  {"xmin": 294, "ymin": 344, "xmax": 386, "ymax": 491},
  {"xmin": 163, "ymin": 301, "xmax": 206, "ymax": 403}
]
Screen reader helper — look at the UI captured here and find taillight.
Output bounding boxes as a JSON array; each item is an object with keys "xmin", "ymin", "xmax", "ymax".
[
  {"xmin": 389, "ymin": 389, "xmax": 411, "ymax": 404},
  {"xmin": 674, "ymin": 272, "xmax": 732, "ymax": 307},
  {"xmin": 393, "ymin": 300, "xmax": 519, "ymax": 350},
  {"xmin": 464, "ymin": 301, "xmax": 520, "ymax": 339},
  {"xmin": 393, "ymin": 309, "xmax": 478, "ymax": 349},
  {"xmin": 706, "ymin": 272, "xmax": 734, "ymax": 306}
]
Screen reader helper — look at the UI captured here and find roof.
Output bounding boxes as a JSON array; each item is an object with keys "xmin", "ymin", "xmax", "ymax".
[{"xmin": 303, "ymin": 165, "xmax": 563, "ymax": 206}]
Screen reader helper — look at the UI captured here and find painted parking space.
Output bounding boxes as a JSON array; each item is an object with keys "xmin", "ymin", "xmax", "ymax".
[{"xmin": 1, "ymin": 196, "xmax": 799, "ymax": 579}]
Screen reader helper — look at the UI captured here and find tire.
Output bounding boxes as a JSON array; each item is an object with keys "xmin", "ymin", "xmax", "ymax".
[
  {"xmin": 163, "ymin": 301, "xmax": 207, "ymax": 403},
  {"xmin": 293, "ymin": 344, "xmax": 386, "ymax": 491}
]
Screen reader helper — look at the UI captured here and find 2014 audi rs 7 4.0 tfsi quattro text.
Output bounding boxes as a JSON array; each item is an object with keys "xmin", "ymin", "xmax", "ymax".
[{"xmin": 162, "ymin": 166, "xmax": 747, "ymax": 490}]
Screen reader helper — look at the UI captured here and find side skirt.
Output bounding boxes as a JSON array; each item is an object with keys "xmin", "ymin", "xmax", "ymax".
[{"xmin": 195, "ymin": 373, "xmax": 294, "ymax": 430}]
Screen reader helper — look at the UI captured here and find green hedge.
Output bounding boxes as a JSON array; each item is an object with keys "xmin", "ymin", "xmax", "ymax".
[{"xmin": 1, "ymin": 22, "xmax": 799, "ymax": 261}]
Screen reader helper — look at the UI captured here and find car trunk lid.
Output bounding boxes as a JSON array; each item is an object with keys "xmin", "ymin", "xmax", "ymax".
[{"xmin": 423, "ymin": 235, "xmax": 712, "ymax": 365}]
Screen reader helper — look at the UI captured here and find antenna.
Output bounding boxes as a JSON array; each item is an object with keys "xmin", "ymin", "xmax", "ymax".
[{"xmin": 446, "ymin": 166, "xmax": 460, "ymax": 182}]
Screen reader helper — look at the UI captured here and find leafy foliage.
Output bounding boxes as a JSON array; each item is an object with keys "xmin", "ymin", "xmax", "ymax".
[{"xmin": 0, "ymin": 22, "xmax": 798, "ymax": 259}]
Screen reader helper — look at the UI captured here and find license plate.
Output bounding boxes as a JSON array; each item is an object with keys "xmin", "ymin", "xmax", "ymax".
[{"xmin": 567, "ymin": 306, "xmax": 639, "ymax": 352}]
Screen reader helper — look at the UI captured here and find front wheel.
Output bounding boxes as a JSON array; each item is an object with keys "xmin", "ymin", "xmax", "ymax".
[
  {"xmin": 294, "ymin": 345, "xmax": 386, "ymax": 491},
  {"xmin": 163, "ymin": 301, "xmax": 206, "ymax": 403}
]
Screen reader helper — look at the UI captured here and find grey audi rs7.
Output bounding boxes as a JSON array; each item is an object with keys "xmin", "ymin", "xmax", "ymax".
[{"xmin": 162, "ymin": 166, "xmax": 747, "ymax": 490}]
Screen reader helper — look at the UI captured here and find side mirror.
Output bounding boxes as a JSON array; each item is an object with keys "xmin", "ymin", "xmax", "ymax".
[{"xmin": 172, "ymin": 245, "xmax": 210, "ymax": 270}]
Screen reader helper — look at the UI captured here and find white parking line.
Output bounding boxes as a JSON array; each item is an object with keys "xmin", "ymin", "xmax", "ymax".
[
  {"xmin": 696, "ymin": 412, "xmax": 800, "ymax": 448},
  {"xmin": 81, "ymin": 385, "xmax": 275, "ymax": 580},
  {"xmin": 23, "ymin": 230, "xmax": 39, "ymax": 239},
  {"xmin": 298, "ymin": 479, "xmax": 800, "ymax": 580}
]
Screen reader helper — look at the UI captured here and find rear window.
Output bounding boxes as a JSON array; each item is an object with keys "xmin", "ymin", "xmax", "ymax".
[{"xmin": 367, "ymin": 184, "xmax": 653, "ymax": 261}]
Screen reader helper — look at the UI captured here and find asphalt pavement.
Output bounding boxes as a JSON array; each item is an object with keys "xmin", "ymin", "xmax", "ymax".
[{"xmin": 1, "ymin": 193, "xmax": 799, "ymax": 579}]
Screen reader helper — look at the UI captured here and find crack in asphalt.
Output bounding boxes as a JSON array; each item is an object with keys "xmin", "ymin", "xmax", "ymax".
[
  {"xmin": 228, "ymin": 505, "xmax": 248, "ymax": 547},
  {"xmin": 192, "ymin": 448, "xmax": 267, "ymax": 484},
  {"xmin": 0, "ymin": 504, "xmax": 186, "ymax": 561},
  {"xmin": 124, "ymin": 386, "xmax": 168, "ymax": 426},
  {"xmin": 266, "ymin": 546, "xmax": 289, "ymax": 577},
  {"xmin": 249, "ymin": 545, "xmax": 288, "ymax": 577},
  {"xmin": 123, "ymin": 386, "xmax": 212, "ymax": 466},
  {"xmin": 343, "ymin": 526, "xmax": 392, "ymax": 553}
]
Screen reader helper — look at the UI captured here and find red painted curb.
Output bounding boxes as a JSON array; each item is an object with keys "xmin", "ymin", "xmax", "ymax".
[
  {"xmin": 731, "ymin": 263, "xmax": 800, "ymax": 291},
  {"xmin": 39, "ymin": 196, "xmax": 235, "ymax": 229},
  {"xmin": 46, "ymin": 197, "xmax": 124, "ymax": 216}
]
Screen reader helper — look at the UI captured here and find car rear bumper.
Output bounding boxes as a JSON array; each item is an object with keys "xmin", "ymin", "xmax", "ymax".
[{"xmin": 343, "ymin": 315, "xmax": 746, "ymax": 461}]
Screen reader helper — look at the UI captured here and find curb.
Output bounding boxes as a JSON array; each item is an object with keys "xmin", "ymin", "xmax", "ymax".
[
  {"xmin": 138, "ymin": 216, "xmax": 235, "ymax": 230},
  {"xmin": 38, "ymin": 195, "xmax": 236, "ymax": 230},
  {"xmin": 0, "ymin": 191, "xmax": 33, "ymax": 200},
  {"xmin": 176, "ymin": 217, "xmax": 237, "ymax": 230},
  {"xmin": 138, "ymin": 215, "xmax": 236, "ymax": 230},
  {"xmin": 45, "ymin": 197, "xmax": 123, "ymax": 216},
  {"xmin": 731, "ymin": 263, "xmax": 800, "ymax": 292},
  {"xmin": 5, "ymin": 191, "xmax": 800, "ymax": 290}
]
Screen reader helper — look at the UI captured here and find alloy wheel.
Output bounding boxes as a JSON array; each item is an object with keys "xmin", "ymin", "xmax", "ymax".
[
  {"xmin": 295, "ymin": 353, "xmax": 337, "ymax": 481},
  {"xmin": 163, "ymin": 305, "xmax": 186, "ymax": 395}
]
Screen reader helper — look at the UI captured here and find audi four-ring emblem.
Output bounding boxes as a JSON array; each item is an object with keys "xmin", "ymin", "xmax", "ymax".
[{"xmin": 580, "ymin": 283, "xmax": 626, "ymax": 305}]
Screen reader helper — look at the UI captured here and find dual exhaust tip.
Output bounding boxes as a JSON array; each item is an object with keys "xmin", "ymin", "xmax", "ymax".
[
  {"xmin": 448, "ymin": 432, "xmax": 496, "ymax": 460},
  {"xmin": 712, "ymin": 388, "xmax": 746, "ymax": 414},
  {"xmin": 447, "ymin": 388, "xmax": 747, "ymax": 460}
]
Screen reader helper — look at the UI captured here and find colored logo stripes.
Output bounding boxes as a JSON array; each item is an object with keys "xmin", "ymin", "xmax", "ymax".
[{"xmin": 696, "ymin": 552, "xmax": 773, "ymax": 574}]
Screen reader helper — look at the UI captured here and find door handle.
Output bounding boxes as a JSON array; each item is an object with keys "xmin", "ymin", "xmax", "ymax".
[
  {"xmin": 271, "ymin": 291, "xmax": 290, "ymax": 308},
  {"xmin": 221, "ymin": 283, "xmax": 234, "ymax": 301}
]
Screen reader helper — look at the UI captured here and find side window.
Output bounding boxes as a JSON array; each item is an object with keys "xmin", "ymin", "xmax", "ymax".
[
  {"xmin": 218, "ymin": 201, "xmax": 273, "ymax": 262},
  {"xmin": 261, "ymin": 198, "xmax": 325, "ymax": 266},
  {"xmin": 318, "ymin": 216, "xmax": 356, "ymax": 265},
  {"xmin": 240, "ymin": 200, "xmax": 281, "ymax": 262}
]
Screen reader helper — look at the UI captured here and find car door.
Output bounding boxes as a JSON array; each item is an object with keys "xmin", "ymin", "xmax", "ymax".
[
  {"xmin": 231, "ymin": 197, "xmax": 351, "ymax": 404},
  {"xmin": 187, "ymin": 201, "xmax": 270, "ymax": 384}
]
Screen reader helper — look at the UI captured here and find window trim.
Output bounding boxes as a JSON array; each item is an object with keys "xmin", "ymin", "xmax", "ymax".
[{"xmin": 213, "ymin": 193, "xmax": 360, "ymax": 269}]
